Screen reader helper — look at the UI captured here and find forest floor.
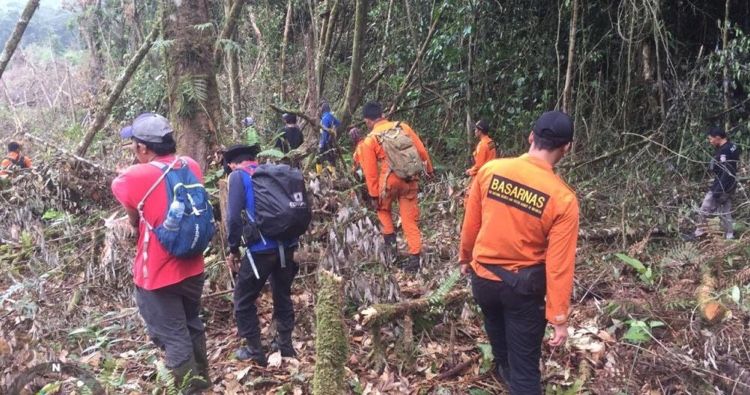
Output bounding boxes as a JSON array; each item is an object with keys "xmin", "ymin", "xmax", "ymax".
[{"xmin": 1, "ymin": 159, "xmax": 749, "ymax": 395}]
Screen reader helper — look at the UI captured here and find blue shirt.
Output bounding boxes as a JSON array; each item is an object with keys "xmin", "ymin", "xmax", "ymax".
[{"xmin": 319, "ymin": 111, "xmax": 340, "ymax": 150}]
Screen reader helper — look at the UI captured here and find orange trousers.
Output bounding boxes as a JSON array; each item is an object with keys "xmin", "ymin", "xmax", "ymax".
[{"xmin": 377, "ymin": 177, "xmax": 421, "ymax": 255}]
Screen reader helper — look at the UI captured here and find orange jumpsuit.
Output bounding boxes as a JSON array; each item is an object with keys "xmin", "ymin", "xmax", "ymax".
[
  {"xmin": 466, "ymin": 134, "xmax": 496, "ymax": 176},
  {"xmin": 359, "ymin": 120, "xmax": 433, "ymax": 255},
  {"xmin": 0, "ymin": 151, "xmax": 32, "ymax": 178},
  {"xmin": 459, "ymin": 154, "xmax": 579, "ymax": 324}
]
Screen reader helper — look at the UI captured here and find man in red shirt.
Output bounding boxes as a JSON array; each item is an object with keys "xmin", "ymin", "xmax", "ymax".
[{"xmin": 111, "ymin": 113, "xmax": 209, "ymax": 390}]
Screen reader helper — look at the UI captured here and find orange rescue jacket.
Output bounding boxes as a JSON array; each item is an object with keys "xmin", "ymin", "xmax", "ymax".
[
  {"xmin": 358, "ymin": 120, "xmax": 433, "ymax": 198},
  {"xmin": 466, "ymin": 135, "xmax": 496, "ymax": 176},
  {"xmin": 459, "ymin": 154, "xmax": 579, "ymax": 324},
  {"xmin": 0, "ymin": 151, "xmax": 32, "ymax": 177}
]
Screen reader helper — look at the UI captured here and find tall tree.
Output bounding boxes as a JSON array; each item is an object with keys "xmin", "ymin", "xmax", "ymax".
[
  {"xmin": 561, "ymin": 0, "xmax": 579, "ymax": 114},
  {"xmin": 163, "ymin": 0, "xmax": 223, "ymax": 170},
  {"xmin": 0, "ymin": 0, "xmax": 40, "ymax": 80},
  {"xmin": 336, "ymin": 0, "xmax": 368, "ymax": 132}
]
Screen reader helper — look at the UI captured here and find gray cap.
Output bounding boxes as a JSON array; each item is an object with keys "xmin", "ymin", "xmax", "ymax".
[{"xmin": 120, "ymin": 113, "xmax": 173, "ymax": 143}]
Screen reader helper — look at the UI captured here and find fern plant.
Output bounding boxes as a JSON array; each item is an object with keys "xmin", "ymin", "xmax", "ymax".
[{"xmin": 427, "ymin": 268, "xmax": 461, "ymax": 309}]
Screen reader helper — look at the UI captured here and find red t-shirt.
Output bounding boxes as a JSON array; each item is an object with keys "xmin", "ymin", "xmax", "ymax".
[{"xmin": 111, "ymin": 155, "xmax": 205, "ymax": 290}]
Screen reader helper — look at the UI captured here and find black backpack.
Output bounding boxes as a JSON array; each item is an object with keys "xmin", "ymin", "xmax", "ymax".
[
  {"xmin": 252, "ymin": 164, "xmax": 311, "ymax": 239},
  {"xmin": 5, "ymin": 155, "xmax": 28, "ymax": 169}
]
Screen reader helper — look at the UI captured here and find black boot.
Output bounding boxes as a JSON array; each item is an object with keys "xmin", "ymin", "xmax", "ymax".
[
  {"xmin": 169, "ymin": 356, "xmax": 204, "ymax": 394},
  {"xmin": 235, "ymin": 338, "xmax": 267, "ymax": 366},
  {"xmin": 191, "ymin": 333, "xmax": 210, "ymax": 390},
  {"xmin": 402, "ymin": 254, "xmax": 420, "ymax": 273},
  {"xmin": 271, "ymin": 331, "xmax": 297, "ymax": 358},
  {"xmin": 383, "ymin": 233, "xmax": 397, "ymax": 264}
]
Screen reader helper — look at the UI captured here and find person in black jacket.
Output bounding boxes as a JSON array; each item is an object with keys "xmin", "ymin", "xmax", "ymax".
[
  {"xmin": 694, "ymin": 127, "xmax": 741, "ymax": 239},
  {"xmin": 275, "ymin": 113, "xmax": 304, "ymax": 153}
]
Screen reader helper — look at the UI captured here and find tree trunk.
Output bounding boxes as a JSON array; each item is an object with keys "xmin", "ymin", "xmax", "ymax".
[
  {"xmin": 335, "ymin": 0, "xmax": 368, "ymax": 134},
  {"xmin": 280, "ymin": 0, "xmax": 293, "ymax": 102},
  {"xmin": 76, "ymin": 25, "xmax": 159, "ymax": 157},
  {"xmin": 228, "ymin": 43, "xmax": 242, "ymax": 138},
  {"xmin": 315, "ymin": 0, "xmax": 339, "ymax": 103},
  {"xmin": 561, "ymin": 0, "xmax": 578, "ymax": 114},
  {"xmin": 213, "ymin": 0, "xmax": 246, "ymax": 70},
  {"xmin": 0, "ymin": 0, "xmax": 40, "ymax": 80},
  {"xmin": 312, "ymin": 270, "xmax": 348, "ymax": 395},
  {"xmin": 164, "ymin": 0, "xmax": 223, "ymax": 171},
  {"xmin": 722, "ymin": 0, "xmax": 731, "ymax": 131}
]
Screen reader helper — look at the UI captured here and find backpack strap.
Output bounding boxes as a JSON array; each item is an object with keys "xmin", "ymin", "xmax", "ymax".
[{"xmin": 135, "ymin": 156, "xmax": 182, "ymax": 263}]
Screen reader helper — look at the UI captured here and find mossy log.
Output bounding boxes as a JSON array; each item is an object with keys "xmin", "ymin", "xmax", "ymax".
[
  {"xmin": 312, "ymin": 270, "xmax": 348, "ymax": 395},
  {"xmin": 360, "ymin": 289, "xmax": 471, "ymax": 328}
]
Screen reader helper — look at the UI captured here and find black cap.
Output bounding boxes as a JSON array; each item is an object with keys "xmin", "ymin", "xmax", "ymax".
[
  {"xmin": 475, "ymin": 119, "xmax": 489, "ymax": 133},
  {"xmin": 532, "ymin": 111, "xmax": 574, "ymax": 144}
]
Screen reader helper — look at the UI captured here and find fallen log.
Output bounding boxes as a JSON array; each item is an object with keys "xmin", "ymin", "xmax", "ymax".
[
  {"xmin": 696, "ymin": 271, "xmax": 727, "ymax": 324},
  {"xmin": 359, "ymin": 289, "xmax": 471, "ymax": 328}
]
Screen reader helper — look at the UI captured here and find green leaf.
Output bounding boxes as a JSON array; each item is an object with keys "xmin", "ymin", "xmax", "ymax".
[
  {"xmin": 469, "ymin": 388, "xmax": 492, "ymax": 395},
  {"xmin": 477, "ymin": 343, "xmax": 493, "ymax": 374},
  {"xmin": 614, "ymin": 253, "xmax": 646, "ymax": 273},
  {"xmin": 649, "ymin": 320, "xmax": 665, "ymax": 328}
]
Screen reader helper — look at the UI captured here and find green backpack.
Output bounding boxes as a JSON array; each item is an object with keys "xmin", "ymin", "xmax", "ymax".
[{"xmin": 376, "ymin": 122, "xmax": 424, "ymax": 181}]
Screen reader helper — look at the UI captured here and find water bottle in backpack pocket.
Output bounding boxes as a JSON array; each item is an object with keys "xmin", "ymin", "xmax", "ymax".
[{"xmin": 139, "ymin": 158, "xmax": 216, "ymax": 259}]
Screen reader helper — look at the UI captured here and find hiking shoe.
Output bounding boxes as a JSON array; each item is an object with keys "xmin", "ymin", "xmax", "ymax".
[
  {"xmin": 726, "ymin": 232, "xmax": 735, "ymax": 240},
  {"xmin": 402, "ymin": 254, "xmax": 420, "ymax": 273},
  {"xmin": 235, "ymin": 346, "xmax": 267, "ymax": 366}
]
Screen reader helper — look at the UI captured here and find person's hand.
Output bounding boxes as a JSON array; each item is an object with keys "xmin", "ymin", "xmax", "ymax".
[
  {"xmin": 465, "ymin": 169, "xmax": 472, "ymax": 176},
  {"xmin": 460, "ymin": 263, "xmax": 471, "ymax": 276},
  {"xmin": 548, "ymin": 322, "xmax": 568, "ymax": 346},
  {"xmin": 226, "ymin": 253, "xmax": 240, "ymax": 273}
]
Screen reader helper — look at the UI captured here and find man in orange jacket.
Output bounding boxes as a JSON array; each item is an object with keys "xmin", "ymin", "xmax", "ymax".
[
  {"xmin": 465, "ymin": 119, "xmax": 496, "ymax": 177},
  {"xmin": 359, "ymin": 102, "xmax": 434, "ymax": 272},
  {"xmin": 459, "ymin": 111, "xmax": 578, "ymax": 394},
  {"xmin": 0, "ymin": 141, "xmax": 33, "ymax": 178}
]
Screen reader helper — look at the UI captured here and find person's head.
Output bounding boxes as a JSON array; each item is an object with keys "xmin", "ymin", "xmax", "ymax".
[
  {"xmin": 320, "ymin": 101, "xmax": 331, "ymax": 116},
  {"xmin": 362, "ymin": 101, "xmax": 384, "ymax": 130},
  {"xmin": 242, "ymin": 117, "xmax": 255, "ymax": 127},
  {"xmin": 707, "ymin": 126, "xmax": 728, "ymax": 147},
  {"xmin": 474, "ymin": 119, "xmax": 490, "ymax": 138},
  {"xmin": 282, "ymin": 113, "xmax": 297, "ymax": 125},
  {"xmin": 222, "ymin": 144, "xmax": 260, "ymax": 173},
  {"xmin": 349, "ymin": 127, "xmax": 362, "ymax": 147},
  {"xmin": 120, "ymin": 113, "xmax": 177, "ymax": 163},
  {"xmin": 528, "ymin": 111, "xmax": 574, "ymax": 165},
  {"xmin": 7, "ymin": 141, "xmax": 21, "ymax": 153}
]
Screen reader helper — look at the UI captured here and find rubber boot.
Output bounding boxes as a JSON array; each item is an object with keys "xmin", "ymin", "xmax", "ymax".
[
  {"xmin": 235, "ymin": 338, "xmax": 267, "ymax": 366},
  {"xmin": 402, "ymin": 254, "xmax": 420, "ymax": 273},
  {"xmin": 326, "ymin": 164, "xmax": 337, "ymax": 178},
  {"xmin": 315, "ymin": 163, "xmax": 323, "ymax": 174},
  {"xmin": 191, "ymin": 333, "xmax": 210, "ymax": 390},
  {"xmin": 270, "ymin": 331, "xmax": 297, "ymax": 358},
  {"xmin": 170, "ymin": 356, "xmax": 203, "ymax": 394},
  {"xmin": 383, "ymin": 233, "xmax": 397, "ymax": 264}
]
